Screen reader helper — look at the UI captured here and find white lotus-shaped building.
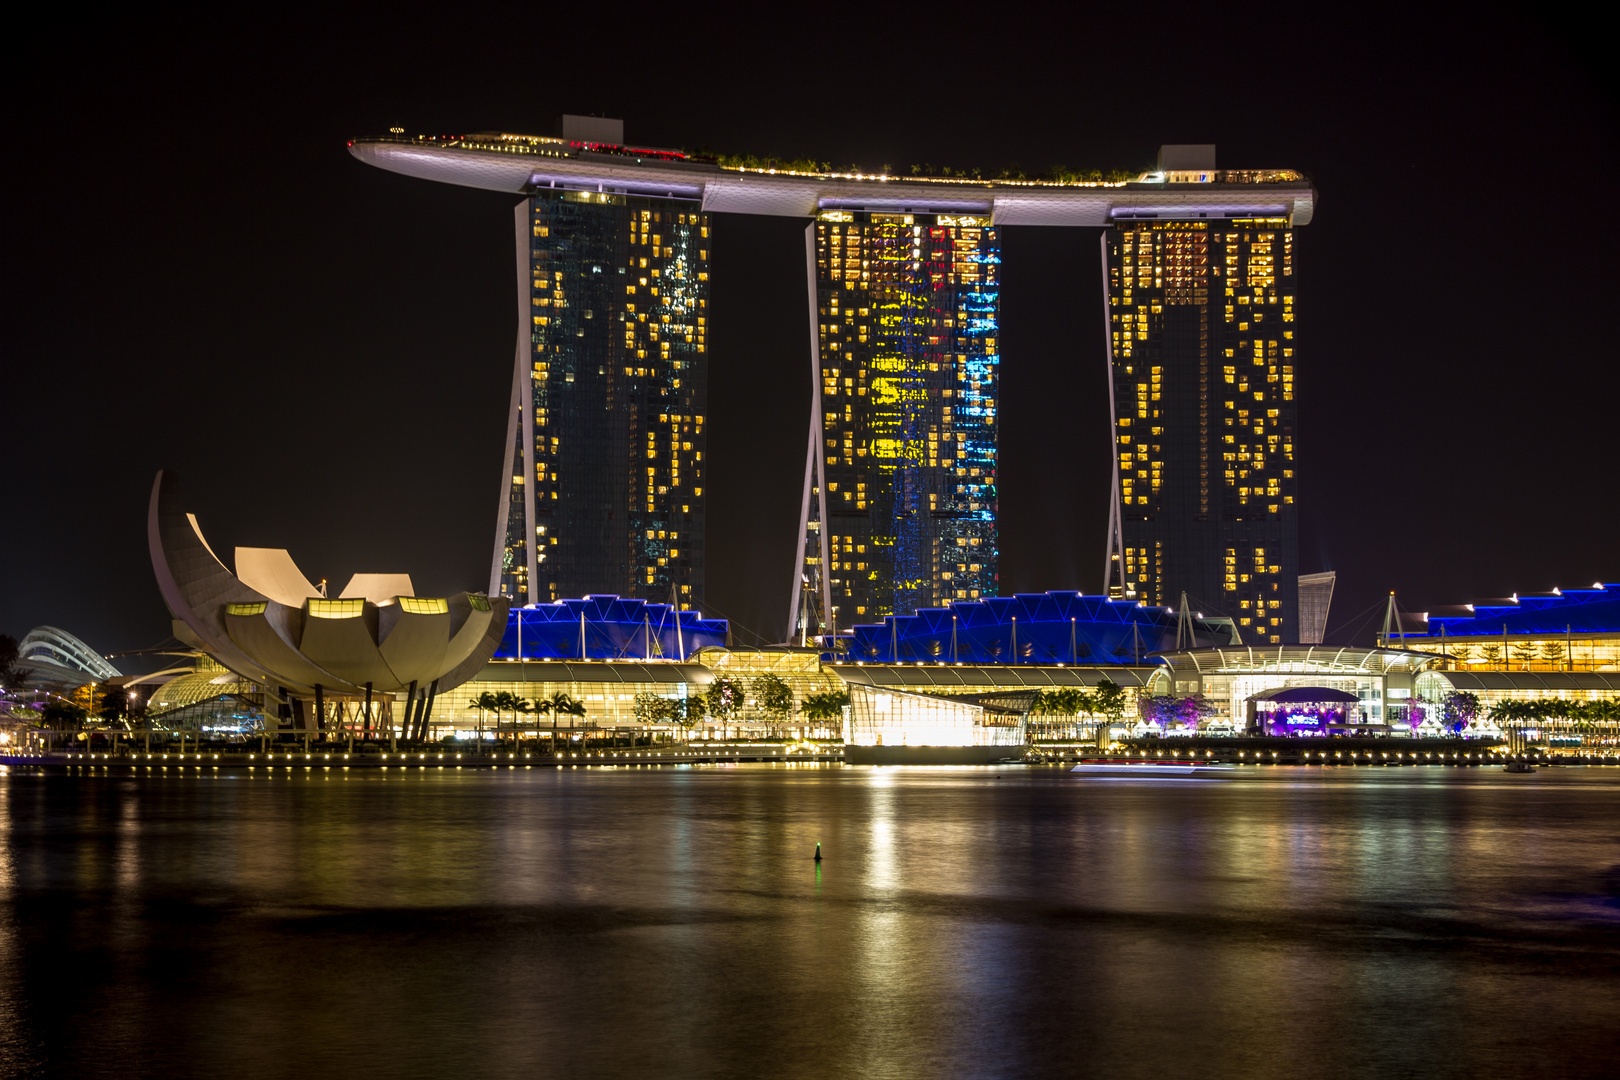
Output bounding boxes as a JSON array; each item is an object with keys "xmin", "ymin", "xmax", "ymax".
[{"xmin": 147, "ymin": 470, "xmax": 508, "ymax": 702}]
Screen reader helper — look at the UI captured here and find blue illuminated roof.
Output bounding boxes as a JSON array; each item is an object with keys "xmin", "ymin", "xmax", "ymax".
[
  {"xmin": 1403, "ymin": 583, "xmax": 1620, "ymax": 639},
  {"xmin": 493, "ymin": 595, "xmax": 726, "ymax": 661},
  {"xmin": 845, "ymin": 591, "xmax": 1231, "ymax": 664}
]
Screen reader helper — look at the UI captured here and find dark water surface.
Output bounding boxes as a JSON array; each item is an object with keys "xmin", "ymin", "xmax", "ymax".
[{"xmin": 2, "ymin": 764, "xmax": 1617, "ymax": 1079}]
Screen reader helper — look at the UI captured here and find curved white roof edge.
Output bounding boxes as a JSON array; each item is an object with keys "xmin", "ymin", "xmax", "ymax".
[
  {"xmin": 18, "ymin": 626, "xmax": 122, "ymax": 681},
  {"xmin": 349, "ymin": 141, "xmax": 1316, "ymax": 227}
]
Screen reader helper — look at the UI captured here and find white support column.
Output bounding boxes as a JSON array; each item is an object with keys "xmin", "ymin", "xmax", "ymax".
[
  {"xmin": 788, "ymin": 420, "xmax": 816, "ymax": 643},
  {"xmin": 1100, "ymin": 231, "xmax": 1126, "ymax": 597},
  {"xmin": 490, "ymin": 335, "xmax": 523, "ymax": 597},
  {"xmin": 789, "ymin": 222, "xmax": 834, "ymax": 643}
]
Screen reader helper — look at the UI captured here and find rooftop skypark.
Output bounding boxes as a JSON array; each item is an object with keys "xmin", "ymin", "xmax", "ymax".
[
  {"xmin": 357, "ymin": 130, "xmax": 1305, "ymax": 188},
  {"xmin": 351, "ymin": 132, "xmax": 1316, "ymax": 225}
]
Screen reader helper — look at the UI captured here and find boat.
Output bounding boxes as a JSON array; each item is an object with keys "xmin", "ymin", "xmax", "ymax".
[
  {"xmin": 1502, "ymin": 760, "xmax": 1537, "ymax": 774},
  {"xmin": 1071, "ymin": 761, "xmax": 1236, "ymax": 777}
]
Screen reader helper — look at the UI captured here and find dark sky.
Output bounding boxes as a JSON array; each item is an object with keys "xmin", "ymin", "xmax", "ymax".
[{"xmin": 4, "ymin": 2, "xmax": 1615, "ymax": 661}]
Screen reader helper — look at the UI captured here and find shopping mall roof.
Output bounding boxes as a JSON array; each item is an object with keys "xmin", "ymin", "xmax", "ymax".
[
  {"xmin": 1398, "ymin": 583, "xmax": 1620, "ymax": 640},
  {"xmin": 349, "ymin": 133, "xmax": 1317, "ymax": 226},
  {"xmin": 1250, "ymin": 686, "xmax": 1361, "ymax": 704},
  {"xmin": 831, "ymin": 664, "xmax": 1158, "ymax": 689},
  {"xmin": 474, "ymin": 661, "xmax": 711, "ymax": 685},
  {"xmin": 1421, "ymin": 671, "xmax": 1620, "ymax": 693},
  {"xmin": 1155, "ymin": 645, "xmax": 1439, "ymax": 675},
  {"xmin": 845, "ymin": 591, "xmax": 1233, "ymax": 665}
]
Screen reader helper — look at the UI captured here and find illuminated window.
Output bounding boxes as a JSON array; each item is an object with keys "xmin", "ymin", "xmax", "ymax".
[{"xmin": 307, "ymin": 599, "xmax": 365, "ymax": 619}]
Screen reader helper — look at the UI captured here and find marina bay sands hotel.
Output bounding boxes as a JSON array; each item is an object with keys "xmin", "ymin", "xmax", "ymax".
[{"xmin": 351, "ymin": 120, "xmax": 1318, "ymax": 646}]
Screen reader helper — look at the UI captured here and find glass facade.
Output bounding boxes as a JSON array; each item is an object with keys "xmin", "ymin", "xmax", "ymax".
[
  {"xmin": 1106, "ymin": 217, "xmax": 1299, "ymax": 643},
  {"xmin": 1156, "ymin": 645, "xmax": 1435, "ymax": 726},
  {"xmin": 800, "ymin": 211, "xmax": 1000, "ymax": 634},
  {"xmin": 448, "ymin": 662, "xmax": 709, "ymax": 732},
  {"xmin": 1405, "ymin": 636, "xmax": 1620, "ymax": 673},
  {"xmin": 843, "ymin": 684, "xmax": 1027, "ymax": 748},
  {"xmin": 501, "ymin": 191, "xmax": 710, "ymax": 607},
  {"xmin": 694, "ymin": 646, "xmax": 848, "ymax": 714}
]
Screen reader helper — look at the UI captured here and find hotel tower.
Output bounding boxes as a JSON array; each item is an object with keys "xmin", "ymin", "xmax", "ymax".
[
  {"xmin": 1103, "ymin": 146, "xmax": 1302, "ymax": 643},
  {"xmin": 486, "ymin": 119, "xmax": 710, "ymax": 607},
  {"xmin": 351, "ymin": 131, "xmax": 1314, "ymax": 639},
  {"xmin": 789, "ymin": 212, "xmax": 1001, "ymax": 643}
]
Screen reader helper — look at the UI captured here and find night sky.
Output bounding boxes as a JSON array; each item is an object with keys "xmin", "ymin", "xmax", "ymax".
[{"xmin": 4, "ymin": 3, "xmax": 1615, "ymax": 662}]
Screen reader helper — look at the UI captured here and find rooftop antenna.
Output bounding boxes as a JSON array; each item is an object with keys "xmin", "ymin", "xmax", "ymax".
[
  {"xmin": 1379, "ymin": 592, "xmax": 1398, "ymax": 650},
  {"xmin": 1176, "ymin": 591, "xmax": 1195, "ymax": 651},
  {"xmin": 645, "ymin": 613, "xmax": 661, "ymax": 660}
]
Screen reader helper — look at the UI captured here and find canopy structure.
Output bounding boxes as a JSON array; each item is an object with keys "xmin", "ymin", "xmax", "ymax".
[
  {"xmin": 1248, "ymin": 684, "xmax": 1365, "ymax": 737},
  {"xmin": 1249, "ymin": 686, "xmax": 1360, "ymax": 704}
]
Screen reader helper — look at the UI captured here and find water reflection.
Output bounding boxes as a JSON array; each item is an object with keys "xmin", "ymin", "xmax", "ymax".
[{"xmin": 1, "ymin": 765, "xmax": 1617, "ymax": 1079}]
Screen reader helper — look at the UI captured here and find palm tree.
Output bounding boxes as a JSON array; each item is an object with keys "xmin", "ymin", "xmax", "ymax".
[
  {"xmin": 556, "ymin": 693, "xmax": 587, "ymax": 750},
  {"xmin": 489, "ymin": 690, "xmax": 517, "ymax": 750},
  {"xmin": 1035, "ymin": 687, "xmax": 1092, "ymax": 740},
  {"xmin": 470, "ymin": 690, "xmax": 499, "ymax": 748},
  {"xmin": 533, "ymin": 691, "xmax": 584, "ymax": 753},
  {"xmin": 530, "ymin": 694, "xmax": 554, "ymax": 752},
  {"xmin": 513, "ymin": 696, "xmax": 533, "ymax": 751}
]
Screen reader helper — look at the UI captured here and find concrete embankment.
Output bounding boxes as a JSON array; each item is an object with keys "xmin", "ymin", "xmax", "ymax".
[
  {"xmin": 1069, "ymin": 736, "xmax": 1609, "ymax": 766},
  {"xmin": 0, "ymin": 746, "xmax": 843, "ymax": 771}
]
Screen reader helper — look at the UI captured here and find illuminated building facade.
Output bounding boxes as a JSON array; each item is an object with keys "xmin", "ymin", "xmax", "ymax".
[
  {"xmin": 844, "ymin": 590, "xmax": 1232, "ymax": 664},
  {"xmin": 841, "ymin": 683, "xmax": 1030, "ymax": 764},
  {"xmin": 1297, "ymin": 571, "xmax": 1336, "ymax": 644},
  {"xmin": 352, "ymin": 133, "xmax": 1317, "ymax": 645},
  {"xmin": 496, "ymin": 191, "xmax": 710, "ymax": 607},
  {"xmin": 792, "ymin": 211, "xmax": 1000, "ymax": 640},
  {"xmin": 1104, "ymin": 211, "xmax": 1300, "ymax": 643},
  {"xmin": 493, "ymin": 595, "xmax": 726, "ymax": 661},
  {"xmin": 1391, "ymin": 582, "xmax": 1620, "ymax": 673}
]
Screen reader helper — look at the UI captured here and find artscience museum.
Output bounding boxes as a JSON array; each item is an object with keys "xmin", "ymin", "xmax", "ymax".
[{"xmin": 148, "ymin": 470, "xmax": 510, "ymax": 732}]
